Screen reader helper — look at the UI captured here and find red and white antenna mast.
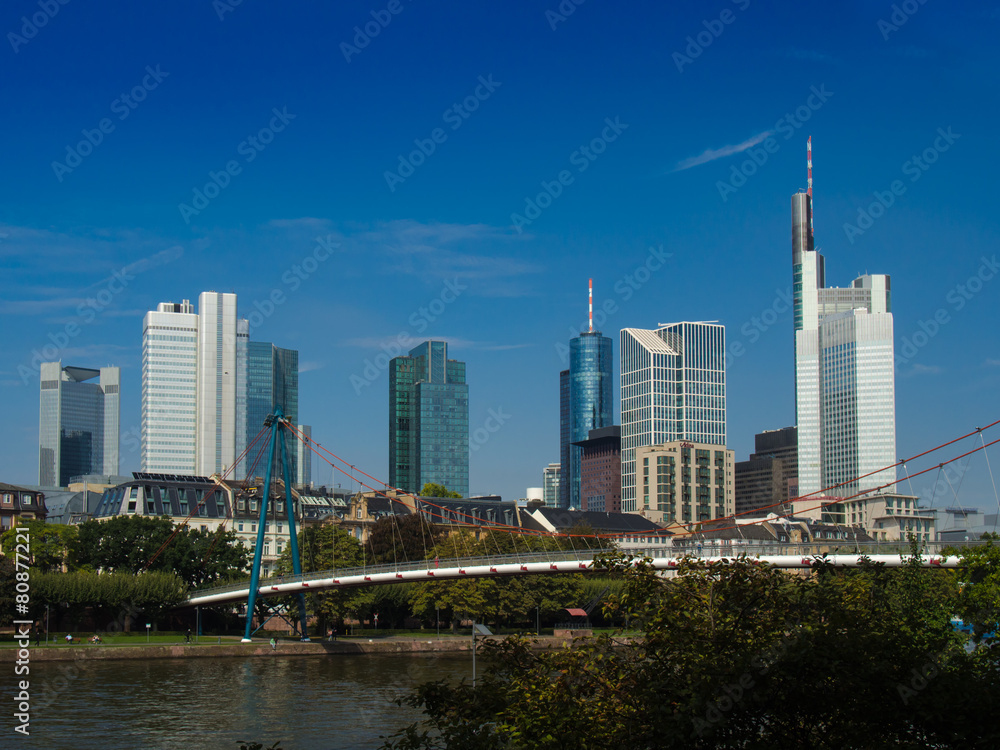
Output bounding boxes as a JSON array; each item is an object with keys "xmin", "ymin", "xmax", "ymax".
[
  {"xmin": 807, "ymin": 136, "xmax": 814, "ymax": 238},
  {"xmin": 588, "ymin": 278, "xmax": 593, "ymax": 332}
]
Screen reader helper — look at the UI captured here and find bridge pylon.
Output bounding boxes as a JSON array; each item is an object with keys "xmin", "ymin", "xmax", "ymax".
[{"xmin": 241, "ymin": 407, "xmax": 311, "ymax": 642}]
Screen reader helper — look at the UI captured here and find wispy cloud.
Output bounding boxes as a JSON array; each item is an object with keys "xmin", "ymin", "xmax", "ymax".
[
  {"xmin": 673, "ymin": 130, "xmax": 775, "ymax": 172},
  {"xmin": 898, "ymin": 363, "xmax": 944, "ymax": 377},
  {"xmin": 986, "ymin": 359, "xmax": 1000, "ymax": 367},
  {"xmin": 299, "ymin": 360, "xmax": 325, "ymax": 373}
]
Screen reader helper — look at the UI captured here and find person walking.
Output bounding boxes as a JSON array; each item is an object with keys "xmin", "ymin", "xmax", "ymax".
[{"xmin": 185, "ymin": 628, "xmax": 192, "ymax": 643}]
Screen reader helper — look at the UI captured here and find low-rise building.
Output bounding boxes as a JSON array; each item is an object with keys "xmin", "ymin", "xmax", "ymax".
[
  {"xmin": 0, "ymin": 482, "xmax": 48, "ymax": 529},
  {"xmin": 633, "ymin": 441, "xmax": 735, "ymax": 525}
]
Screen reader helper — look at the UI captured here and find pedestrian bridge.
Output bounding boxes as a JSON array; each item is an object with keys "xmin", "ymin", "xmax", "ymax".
[{"xmin": 185, "ymin": 546, "xmax": 961, "ymax": 608}]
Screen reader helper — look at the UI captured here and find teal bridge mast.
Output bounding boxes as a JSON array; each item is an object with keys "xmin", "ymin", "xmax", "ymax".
[{"xmin": 242, "ymin": 407, "xmax": 310, "ymax": 642}]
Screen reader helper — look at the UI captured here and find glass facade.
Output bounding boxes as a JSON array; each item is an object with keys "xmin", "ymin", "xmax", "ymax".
[
  {"xmin": 245, "ymin": 341, "xmax": 300, "ymax": 480},
  {"xmin": 792, "ymin": 191, "xmax": 896, "ymax": 498},
  {"xmin": 542, "ymin": 462, "xmax": 561, "ymax": 507},
  {"xmin": 389, "ymin": 341, "xmax": 469, "ymax": 497},
  {"xmin": 620, "ymin": 323, "xmax": 726, "ymax": 512},
  {"xmin": 560, "ymin": 332, "xmax": 613, "ymax": 509},
  {"xmin": 141, "ymin": 300, "xmax": 198, "ymax": 473},
  {"xmin": 39, "ymin": 362, "xmax": 120, "ymax": 485},
  {"xmin": 558, "ymin": 369, "xmax": 570, "ymax": 507}
]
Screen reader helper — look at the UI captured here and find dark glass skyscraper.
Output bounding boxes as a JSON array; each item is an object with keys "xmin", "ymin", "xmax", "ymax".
[
  {"xmin": 245, "ymin": 342, "xmax": 299, "ymax": 478},
  {"xmin": 559, "ymin": 331, "xmax": 613, "ymax": 509},
  {"xmin": 38, "ymin": 362, "xmax": 120, "ymax": 486},
  {"xmin": 390, "ymin": 341, "xmax": 469, "ymax": 497}
]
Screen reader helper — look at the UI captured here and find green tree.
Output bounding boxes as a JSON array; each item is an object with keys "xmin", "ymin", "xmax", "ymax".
[
  {"xmin": 384, "ymin": 552, "xmax": 999, "ymax": 749},
  {"xmin": 408, "ymin": 530, "xmax": 588, "ymax": 632},
  {"xmin": 276, "ymin": 523, "xmax": 370, "ymax": 631},
  {"xmin": 951, "ymin": 538, "xmax": 1000, "ymax": 644},
  {"xmin": 29, "ymin": 569, "xmax": 187, "ymax": 630},
  {"xmin": 366, "ymin": 513, "xmax": 443, "ymax": 565},
  {"xmin": 420, "ymin": 483, "xmax": 462, "ymax": 499},
  {"xmin": 74, "ymin": 516, "xmax": 249, "ymax": 586},
  {"xmin": 0, "ymin": 520, "xmax": 78, "ymax": 572}
]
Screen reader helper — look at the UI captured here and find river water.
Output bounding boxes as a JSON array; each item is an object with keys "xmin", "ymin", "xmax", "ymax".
[{"xmin": 19, "ymin": 652, "xmax": 472, "ymax": 750}]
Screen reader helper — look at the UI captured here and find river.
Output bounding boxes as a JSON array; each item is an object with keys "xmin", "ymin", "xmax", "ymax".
[{"xmin": 19, "ymin": 652, "xmax": 472, "ymax": 750}]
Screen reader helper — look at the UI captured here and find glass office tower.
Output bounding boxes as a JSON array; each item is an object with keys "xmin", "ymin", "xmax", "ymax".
[
  {"xmin": 620, "ymin": 322, "xmax": 726, "ymax": 512},
  {"xmin": 389, "ymin": 341, "xmax": 469, "ymax": 497},
  {"xmin": 245, "ymin": 341, "xmax": 300, "ymax": 479},
  {"xmin": 559, "ymin": 331, "xmax": 613, "ymax": 509},
  {"xmin": 39, "ymin": 362, "xmax": 120, "ymax": 486},
  {"xmin": 792, "ymin": 183, "xmax": 896, "ymax": 498}
]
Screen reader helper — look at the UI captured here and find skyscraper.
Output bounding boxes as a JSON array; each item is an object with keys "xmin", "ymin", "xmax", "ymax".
[
  {"xmin": 559, "ymin": 281, "xmax": 613, "ymax": 509},
  {"xmin": 542, "ymin": 462, "xmax": 561, "ymax": 507},
  {"xmin": 244, "ymin": 341, "xmax": 299, "ymax": 477},
  {"xmin": 38, "ymin": 362, "xmax": 120, "ymax": 486},
  {"xmin": 389, "ymin": 341, "xmax": 469, "ymax": 497},
  {"xmin": 620, "ymin": 322, "xmax": 726, "ymax": 512},
  {"xmin": 142, "ymin": 299, "xmax": 198, "ymax": 473},
  {"xmin": 141, "ymin": 292, "xmax": 293, "ymax": 480},
  {"xmin": 792, "ymin": 139, "xmax": 896, "ymax": 498},
  {"xmin": 196, "ymin": 292, "xmax": 244, "ymax": 477}
]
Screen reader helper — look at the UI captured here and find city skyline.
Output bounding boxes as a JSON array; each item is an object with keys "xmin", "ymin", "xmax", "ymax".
[{"xmin": 2, "ymin": 2, "xmax": 998, "ymax": 511}]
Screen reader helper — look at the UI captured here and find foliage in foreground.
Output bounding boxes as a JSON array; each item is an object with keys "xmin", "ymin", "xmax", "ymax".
[{"xmin": 382, "ymin": 549, "xmax": 1000, "ymax": 750}]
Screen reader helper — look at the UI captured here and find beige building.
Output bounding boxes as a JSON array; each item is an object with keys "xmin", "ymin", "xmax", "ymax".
[
  {"xmin": 634, "ymin": 441, "xmax": 734, "ymax": 525},
  {"xmin": 790, "ymin": 491, "xmax": 936, "ymax": 544}
]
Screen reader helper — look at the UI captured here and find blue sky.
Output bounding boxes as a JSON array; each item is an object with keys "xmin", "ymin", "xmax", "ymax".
[{"xmin": 2, "ymin": 0, "xmax": 998, "ymax": 513}]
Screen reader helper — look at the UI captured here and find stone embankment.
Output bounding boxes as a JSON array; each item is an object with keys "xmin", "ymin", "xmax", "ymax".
[{"xmin": 0, "ymin": 633, "xmax": 598, "ymax": 662}]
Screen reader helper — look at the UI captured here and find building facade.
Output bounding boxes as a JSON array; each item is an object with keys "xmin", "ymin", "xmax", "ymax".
[
  {"xmin": 243, "ymin": 341, "xmax": 300, "ymax": 479},
  {"xmin": 0, "ymin": 482, "xmax": 48, "ymax": 530},
  {"xmin": 141, "ymin": 300, "xmax": 199, "ymax": 473},
  {"xmin": 735, "ymin": 426, "xmax": 797, "ymax": 516},
  {"xmin": 792, "ymin": 177, "xmax": 896, "ymax": 499},
  {"xmin": 573, "ymin": 426, "xmax": 621, "ymax": 513},
  {"xmin": 142, "ymin": 293, "xmax": 299, "ymax": 481},
  {"xmin": 542, "ymin": 462, "xmax": 561, "ymax": 508},
  {"xmin": 634, "ymin": 441, "xmax": 734, "ymax": 525},
  {"xmin": 389, "ymin": 341, "xmax": 469, "ymax": 497},
  {"xmin": 559, "ymin": 331, "xmax": 613, "ymax": 509},
  {"xmin": 620, "ymin": 323, "xmax": 726, "ymax": 512},
  {"xmin": 39, "ymin": 362, "xmax": 120, "ymax": 486},
  {"xmin": 195, "ymin": 292, "xmax": 245, "ymax": 477}
]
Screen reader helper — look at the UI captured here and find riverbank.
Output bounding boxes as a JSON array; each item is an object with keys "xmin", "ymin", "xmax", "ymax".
[{"xmin": 0, "ymin": 632, "xmax": 596, "ymax": 662}]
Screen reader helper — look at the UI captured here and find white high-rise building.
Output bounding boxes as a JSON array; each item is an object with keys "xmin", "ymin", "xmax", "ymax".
[
  {"xmin": 792, "ymin": 185, "xmax": 896, "ymax": 499},
  {"xmin": 142, "ymin": 300, "xmax": 198, "ymax": 473},
  {"xmin": 620, "ymin": 322, "xmax": 726, "ymax": 512},
  {"xmin": 142, "ymin": 293, "xmax": 249, "ymax": 477},
  {"xmin": 195, "ymin": 292, "xmax": 243, "ymax": 477}
]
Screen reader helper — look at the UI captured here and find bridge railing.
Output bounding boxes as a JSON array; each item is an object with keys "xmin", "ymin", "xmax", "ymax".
[
  {"xmin": 190, "ymin": 550, "xmax": 590, "ymax": 599},
  {"xmin": 189, "ymin": 539, "xmax": 976, "ymax": 601}
]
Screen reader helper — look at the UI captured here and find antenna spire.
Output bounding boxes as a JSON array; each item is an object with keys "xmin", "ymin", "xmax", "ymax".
[
  {"xmin": 588, "ymin": 279, "xmax": 593, "ymax": 332},
  {"xmin": 807, "ymin": 136, "xmax": 814, "ymax": 238}
]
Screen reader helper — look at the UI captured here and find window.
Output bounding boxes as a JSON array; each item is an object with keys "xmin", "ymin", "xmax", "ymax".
[
  {"xmin": 263, "ymin": 543, "xmax": 270, "ymax": 556},
  {"xmin": 238, "ymin": 522, "xmax": 244, "ymax": 532},
  {"xmin": 277, "ymin": 522, "xmax": 283, "ymax": 534}
]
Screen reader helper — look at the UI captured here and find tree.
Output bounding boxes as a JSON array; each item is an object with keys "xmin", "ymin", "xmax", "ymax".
[
  {"xmin": 0, "ymin": 520, "xmax": 78, "ymax": 572},
  {"xmin": 950, "ymin": 538, "xmax": 1000, "ymax": 644},
  {"xmin": 29, "ymin": 569, "xmax": 187, "ymax": 630},
  {"xmin": 366, "ymin": 514, "xmax": 443, "ymax": 565},
  {"xmin": 275, "ymin": 523, "xmax": 370, "ymax": 630},
  {"xmin": 408, "ymin": 530, "xmax": 588, "ymax": 632},
  {"xmin": 74, "ymin": 516, "xmax": 250, "ymax": 586},
  {"xmin": 420, "ymin": 483, "xmax": 462, "ymax": 499},
  {"xmin": 383, "ymin": 552, "xmax": 1000, "ymax": 749}
]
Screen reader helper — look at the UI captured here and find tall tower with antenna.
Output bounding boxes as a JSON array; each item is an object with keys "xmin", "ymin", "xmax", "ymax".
[
  {"xmin": 559, "ymin": 281, "xmax": 613, "ymax": 509},
  {"xmin": 791, "ymin": 138, "xmax": 897, "ymax": 501}
]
